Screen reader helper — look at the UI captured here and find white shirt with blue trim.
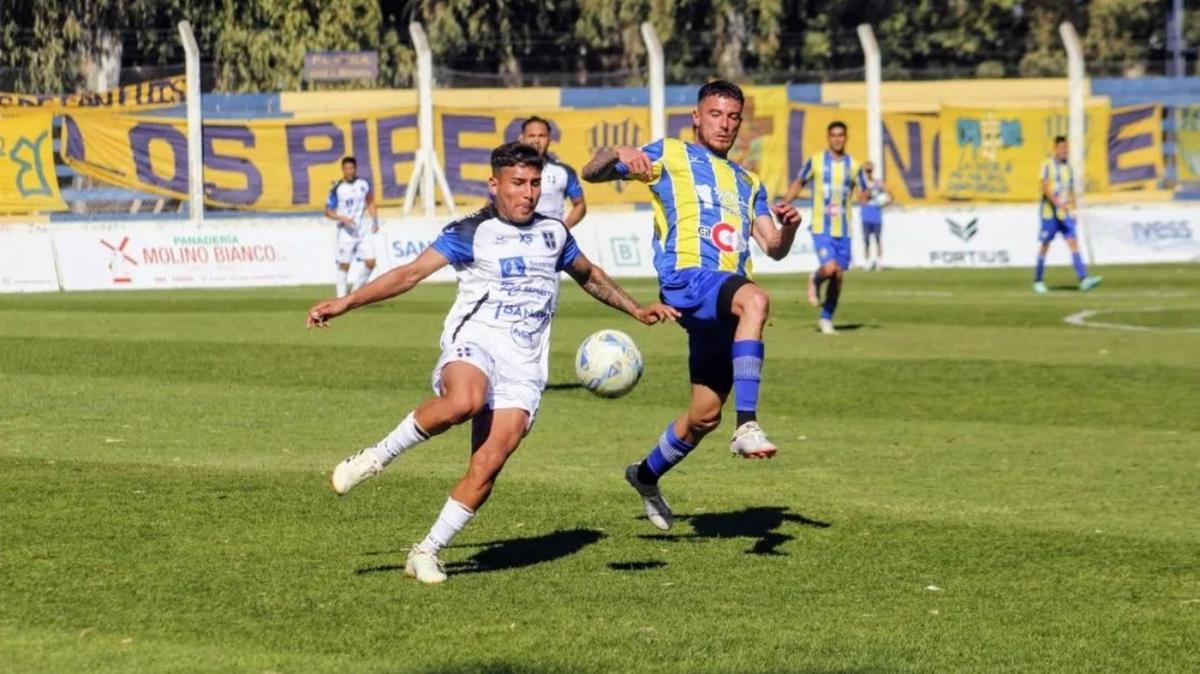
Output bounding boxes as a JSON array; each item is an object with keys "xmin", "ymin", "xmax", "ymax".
[
  {"xmin": 534, "ymin": 157, "xmax": 584, "ymax": 223},
  {"xmin": 327, "ymin": 178, "xmax": 372, "ymax": 236},
  {"xmin": 430, "ymin": 204, "xmax": 581, "ymax": 383}
]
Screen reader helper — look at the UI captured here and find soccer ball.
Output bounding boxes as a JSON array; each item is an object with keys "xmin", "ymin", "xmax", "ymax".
[{"xmin": 575, "ymin": 329, "xmax": 643, "ymax": 398}]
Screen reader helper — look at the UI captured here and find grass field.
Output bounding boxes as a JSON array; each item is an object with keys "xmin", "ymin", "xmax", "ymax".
[{"xmin": 2, "ymin": 265, "xmax": 1198, "ymax": 673}]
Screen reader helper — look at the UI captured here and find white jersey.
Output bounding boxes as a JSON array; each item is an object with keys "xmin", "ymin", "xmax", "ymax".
[
  {"xmin": 326, "ymin": 178, "xmax": 373, "ymax": 236},
  {"xmin": 534, "ymin": 157, "xmax": 584, "ymax": 222},
  {"xmin": 430, "ymin": 205, "xmax": 581, "ymax": 389}
]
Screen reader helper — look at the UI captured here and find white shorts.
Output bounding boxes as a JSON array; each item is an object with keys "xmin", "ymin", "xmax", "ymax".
[
  {"xmin": 431, "ymin": 341, "xmax": 541, "ymax": 432},
  {"xmin": 336, "ymin": 231, "xmax": 377, "ymax": 265}
]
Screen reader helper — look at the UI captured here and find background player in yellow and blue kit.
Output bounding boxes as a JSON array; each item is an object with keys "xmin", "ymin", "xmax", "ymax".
[
  {"xmin": 581, "ymin": 80, "xmax": 803, "ymax": 531},
  {"xmin": 783, "ymin": 121, "xmax": 866, "ymax": 334},
  {"xmin": 1034, "ymin": 136, "xmax": 1103, "ymax": 293}
]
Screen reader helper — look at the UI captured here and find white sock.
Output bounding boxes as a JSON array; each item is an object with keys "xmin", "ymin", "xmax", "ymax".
[
  {"xmin": 351, "ymin": 263, "xmax": 372, "ymax": 291},
  {"xmin": 369, "ymin": 412, "xmax": 429, "ymax": 466},
  {"xmin": 335, "ymin": 268, "xmax": 348, "ymax": 298},
  {"xmin": 420, "ymin": 498, "xmax": 474, "ymax": 553}
]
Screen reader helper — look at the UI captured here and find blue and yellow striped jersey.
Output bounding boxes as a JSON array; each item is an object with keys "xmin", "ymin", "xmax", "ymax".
[
  {"xmin": 1039, "ymin": 158, "xmax": 1073, "ymax": 220},
  {"xmin": 626, "ymin": 138, "xmax": 771, "ymax": 278},
  {"xmin": 798, "ymin": 151, "xmax": 866, "ymax": 237}
]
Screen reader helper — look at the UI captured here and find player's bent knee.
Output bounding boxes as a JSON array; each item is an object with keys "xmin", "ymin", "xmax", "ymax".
[
  {"xmin": 689, "ymin": 412, "xmax": 722, "ymax": 436},
  {"xmin": 364, "ymin": 260, "xmax": 376, "ymax": 269},
  {"xmin": 444, "ymin": 393, "xmax": 487, "ymax": 425}
]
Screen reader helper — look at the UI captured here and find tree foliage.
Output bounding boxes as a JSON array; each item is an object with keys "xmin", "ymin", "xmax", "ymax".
[{"xmin": 0, "ymin": 0, "xmax": 1187, "ymax": 93}]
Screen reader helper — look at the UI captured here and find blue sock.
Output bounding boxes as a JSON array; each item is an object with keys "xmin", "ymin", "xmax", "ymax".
[
  {"xmin": 732, "ymin": 340, "xmax": 764, "ymax": 426},
  {"xmin": 1071, "ymin": 252, "xmax": 1088, "ymax": 280},
  {"xmin": 821, "ymin": 288, "xmax": 839, "ymax": 320},
  {"xmin": 1035, "ymin": 256, "xmax": 1047, "ymax": 282},
  {"xmin": 640, "ymin": 423, "xmax": 695, "ymax": 483}
]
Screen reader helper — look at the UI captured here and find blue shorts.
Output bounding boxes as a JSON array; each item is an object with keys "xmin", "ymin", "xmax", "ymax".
[
  {"xmin": 862, "ymin": 205, "xmax": 883, "ymax": 230},
  {"xmin": 862, "ymin": 220, "xmax": 882, "ymax": 238},
  {"xmin": 1040, "ymin": 216, "xmax": 1077, "ymax": 243},
  {"xmin": 812, "ymin": 233, "xmax": 852, "ymax": 269},
  {"xmin": 658, "ymin": 267, "xmax": 744, "ymax": 394}
]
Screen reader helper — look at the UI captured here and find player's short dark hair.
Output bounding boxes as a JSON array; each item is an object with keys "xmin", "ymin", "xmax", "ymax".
[
  {"xmin": 521, "ymin": 116, "xmax": 552, "ymax": 134},
  {"xmin": 1054, "ymin": 135, "xmax": 1067, "ymax": 145},
  {"xmin": 491, "ymin": 142, "xmax": 544, "ymax": 175},
  {"xmin": 341, "ymin": 156, "xmax": 357, "ymax": 166},
  {"xmin": 828, "ymin": 121, "xmax": 847, "ymax": 134},
  {"xmin": 697, "ymin": 80, "xmax": 744, "ymax": 105}
]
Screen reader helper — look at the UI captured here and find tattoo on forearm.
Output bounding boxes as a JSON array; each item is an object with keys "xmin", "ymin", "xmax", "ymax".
[
  {"xmin": 582, "ymin": 268, "xmax": 641, "ymax": 315},
  {"xmin": 581, "ymin": 147, "xmax": 621, "ymax": 183}
]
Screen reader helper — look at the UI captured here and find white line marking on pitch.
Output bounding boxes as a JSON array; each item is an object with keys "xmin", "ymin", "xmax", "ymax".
[{"xmin": 1063, "ymin": 308, "xmax": 1200, "ymax": 333}]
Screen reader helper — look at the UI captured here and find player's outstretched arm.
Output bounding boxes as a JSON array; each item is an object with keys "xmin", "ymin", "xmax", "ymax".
[
  {"xmin": 565, "ymin": 254, "xmax": 679, "ymax": 325},
  {"xmin": 582, "ymin": 146, "xmax": 653, "ymax": 183},
  {"xmin": 782, "ymin": 177, "xmax": 807, "ymax": 204},
  {"xmin": 306, "ymin": 247, "xmax": 449, "ymax": 328},
  {"xmin": 753, "ymin": 203, "xmax": 803, "ymax": 261}
]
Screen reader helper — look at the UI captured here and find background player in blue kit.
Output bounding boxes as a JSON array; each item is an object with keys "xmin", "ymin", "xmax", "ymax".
[
  {"xmin": 860, "ymin": 162, "xmax": 891, "ymax": 271},
  {"xmin": 582, "ymin": 80, "xmax": 803, "ymax": 531},
  {"xmin": 520, "ymin": 116, "xmax": 588, "ymax": 229},
  {"xmin": 1034, "ymin": 136, "xmax": 1103, "ymax": 293}
]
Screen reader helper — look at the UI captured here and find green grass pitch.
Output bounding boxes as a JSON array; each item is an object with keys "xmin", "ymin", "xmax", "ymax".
[{"xmin": 1, "ymin": 265, "xmax": 1197, "ymax": 673}]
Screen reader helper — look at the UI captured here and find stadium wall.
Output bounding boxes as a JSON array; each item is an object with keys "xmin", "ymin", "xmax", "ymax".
[{"xmin": 3, "ymin": 203, "xmax": 1196, "ymax": 293}]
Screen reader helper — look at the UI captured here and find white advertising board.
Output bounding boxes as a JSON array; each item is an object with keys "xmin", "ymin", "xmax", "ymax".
[{"xmin": 0, "ymin": 226, "xmax": 59, "ymax": 293}]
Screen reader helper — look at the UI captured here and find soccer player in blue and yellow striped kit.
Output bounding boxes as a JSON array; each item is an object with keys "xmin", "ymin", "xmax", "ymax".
[
  {"xmin": 582, "ymin": 80, "xmax": 803, "ymax": 530},
  {"xmin": 783, "ymin": 121, "xmax": 866, "ymax": 334},
  {"xmin": 1034, "ymin": 136, "xmax": 1102, "ymax": 293}
]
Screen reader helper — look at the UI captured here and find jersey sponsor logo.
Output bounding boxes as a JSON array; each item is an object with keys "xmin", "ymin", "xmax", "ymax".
[
  {"xmin": 946, "ymin": 217, "xmax": 979, "ymax": 242},
  {"xmin": 518, "ymin": 232, "xmax": 534, "ymax": 245},
  {"xmin": 499, "ymin": 280, "xmax": 554, "ymax": 298},
  {"xmin": 711, "ymin": 222, "xmax": 740, "ymax": 253},
  {"xmin": 499, "ymin": 256, "xmax": 527, "ymax": 278}
]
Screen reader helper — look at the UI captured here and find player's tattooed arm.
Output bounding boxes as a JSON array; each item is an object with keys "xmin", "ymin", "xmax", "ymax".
[
  {"xmin": 582, "ymin": 146, "xmax": 653, "ymax": 182},
  {"xmin": 566, "ymin": 254, "xmax": 679, "ymax": 325}
]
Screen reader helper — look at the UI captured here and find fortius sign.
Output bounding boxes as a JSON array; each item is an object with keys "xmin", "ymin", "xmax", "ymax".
[
  {"xmin": 881, "ymin": 206, "xmax": 1072, "ymax": 269},
  {"xmin": 53, "ymin": 222, "xmax": 333, "ymax": 290}
]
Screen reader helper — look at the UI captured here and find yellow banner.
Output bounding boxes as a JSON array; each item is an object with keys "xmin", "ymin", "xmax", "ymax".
[
  {"xmin": 1103, "ymin": 104, "xmax": 1163, "ymax": 191},
  {"xmin": 1177, "ymin": 106, "xmax": 1200, "ymax": 182},
  {"xmin": 938, "ymin": 104, "xmax": 1110, "ymax": 200},
  {"xmin": 0, "ymin": 76, "xmax": 186, "ymax": 110},
  {"xmin": 62, "ymin": 108, "xmax": 419, "ymax": 211},
  {"xmin": 0, "ymin": 112, "xmax": 67, "ymax": 213},
  {"xmin": 434, "ymin": 105, "xmax": 651, "ymax": 206}
]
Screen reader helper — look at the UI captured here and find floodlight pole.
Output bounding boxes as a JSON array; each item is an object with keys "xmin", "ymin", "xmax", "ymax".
[
  {"xmin": 641, "ymin": 22, "xmax": 665, "ymax": 141},
  {"xmin": 1059, "ymin": 22, "xmax": 1093, "ymax": 264},
  {"xmin": 178, "ymin": 21, "xmax": 204, "ymax": 222},
  {"xmin": 856, "ymin": 24, "xmax": 883, "ymax": 180},
  {"xmin": 405, "ymin": 22, "xmax": 455, "ymax": 217}
]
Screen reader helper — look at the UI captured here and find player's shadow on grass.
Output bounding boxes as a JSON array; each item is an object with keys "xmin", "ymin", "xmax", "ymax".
[
  {"xmin": 639, "ymin": 506, "xmax": 830, "ymax": 556},
  {"xmin": 832, "ymin": 322, "xmax": 868, "ymax": 331},
  {"xmin": 355, "ymin": 528, "xmax": 605, "ymax": 577},
  {"xmin": 543, "ymin": 382, "xmax": 585, "ymax": 391}
]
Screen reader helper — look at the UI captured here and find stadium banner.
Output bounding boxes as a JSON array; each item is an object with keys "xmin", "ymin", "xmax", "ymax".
[
  {"xmin": 61, "ymin": 108, "xmax": 419, "ymax": 211},
  {"xmin": 0, "ymin": 75, "xmax": 186, "ymax": 109},
  {"xmin": 435, "ymin": 105, "xmax": 652, "ymax": 207},
  {"xmin": 938, "ymin": 104, "xmax": 1110, "ymax": 201},
  {"xmin": 52, "ymin": 220, "xmax": 335, "ymax": 290},
  {"xmin": 0, "ymin": 226, "xmax": 59, "ymax": 293},
  {"xmin": 1083, "ymin": 203, "xmax": 1200, "ymax": 264},
  {"xmin": 1176, "ymin": 106, "xmax": 1200, "ymax": 182},
  {"xmin": 1103, "ymin": 104, "xmax": 1163, "ymax": 192},
  {"xmin": 0, "ymin": 112, "xmax": 68, "ymax": 213}
]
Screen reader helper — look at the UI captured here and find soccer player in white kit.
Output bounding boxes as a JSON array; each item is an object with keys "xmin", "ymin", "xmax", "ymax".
[
  {"xmin": 519, "ymin": 116, "xmax": 587, "ymax": 228},
  {"xmin": 306, "ymin": 142, "xmax": 678, "ymax": 584},
  {"xmin": 324, "ymin": 156, "xmax": 379, "ymax": 298}
]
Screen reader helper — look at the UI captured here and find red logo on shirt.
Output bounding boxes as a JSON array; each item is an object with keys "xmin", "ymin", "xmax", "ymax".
[{"xmin": 711, "ymin": 222, "xmax": 737, "ymax": 252}]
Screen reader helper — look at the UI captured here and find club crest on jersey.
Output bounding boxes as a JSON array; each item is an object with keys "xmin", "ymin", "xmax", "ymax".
[
  {"xmin": 542, "ymin": 231, "xmax": 556, "ymax": 249},
  {"xmin": 500, "ymin": 256, "xmax": 527, "ymax": 278}
]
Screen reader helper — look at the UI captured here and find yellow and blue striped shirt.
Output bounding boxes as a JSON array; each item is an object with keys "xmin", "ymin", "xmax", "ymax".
[
  {"xmin": 1039, "ymin": 158, "xmax": 1074, "ymax": 220},
  {"xmin": 798, "ymin": 151, "xmax": 866, "ymax": 238},
  {"xmin": 624, "ymin": 138, "xmax": 771, "ymax": 278}
]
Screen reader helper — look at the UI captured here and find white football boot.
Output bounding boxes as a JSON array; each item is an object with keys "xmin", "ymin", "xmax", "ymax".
[
  {"xmin": 729, "ymin": 421, "xmax": 778, "ymax": 459},
  {"xmin": 624, "ymin": 463, "xmax": 673, "ymax": 531},
  {"xmin": 405, "ymin": 545, "xmax": 448, "ymax": 584},
  {"xmin": 818, "ymin": 318, "xmax": 837, "ymax": 335},
  {"xmin": 330, "ymin": 448, "xmax": 383, "ymax": 495}
]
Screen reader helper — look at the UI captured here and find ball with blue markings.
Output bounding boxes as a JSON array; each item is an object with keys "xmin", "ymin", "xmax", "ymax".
[{"xmin": 575, "ymin": 329, "xmax": 643, "ymax": 398}]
